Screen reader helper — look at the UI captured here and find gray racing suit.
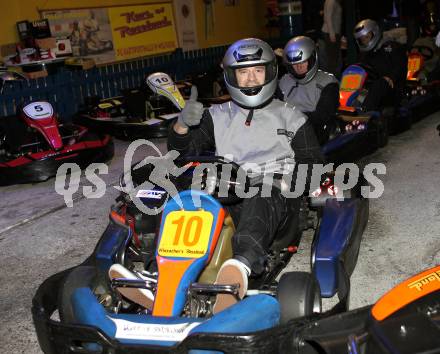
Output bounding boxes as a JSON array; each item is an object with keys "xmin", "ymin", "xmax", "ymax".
[
  {"xmin": 278, "ymin": 70, "xmax": 339, "ymax": 144},
  {"xmin": 168, "ymin": 99, "xmax": 323, "ymax": 274}
]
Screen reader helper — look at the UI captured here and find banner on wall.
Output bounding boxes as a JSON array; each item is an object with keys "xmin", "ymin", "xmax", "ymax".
[
  {"xmin": 109, "ymin": 3, "xmax": 178, "ymax": 61},
  {"xmin": 173, "ymin": 0, "xmax": 199, "ymax": 50},
  {"xmin": 41, "ymin": 3, "xmax": 178, "ymax": 64}
]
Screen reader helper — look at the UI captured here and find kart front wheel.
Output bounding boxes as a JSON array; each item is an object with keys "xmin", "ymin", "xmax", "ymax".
[
  {"xmin": 277, "ymin": 271, "xmax": 321, "ymax": 324},
  {"xmin": 58, "ymin": 266, "xmax": 97, "ymax": 323}
]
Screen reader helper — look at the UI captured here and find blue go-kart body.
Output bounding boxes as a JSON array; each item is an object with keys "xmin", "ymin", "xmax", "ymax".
[
  {"xmin": 32, "ymin": 157, "xmax": 368, "ymax": 353},
  {"xmin": 321, "ymin": 64, "xmax": 389, "ymax": 163}
]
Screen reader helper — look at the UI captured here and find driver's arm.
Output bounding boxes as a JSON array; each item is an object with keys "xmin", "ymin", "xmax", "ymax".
[
  {"xmin": 303, "ymin": 82, "xmax": 339, "ymax": 130},
  {"xmin": 167, "ymin": 110, "xmax": 216, "ymax": 156},
  {"xmin": 389, "ymin": 44, "xmax": 407, "ymax": 86},
  {"xmin": 291, "ymin": 119, "xmax": 324, "ymax": 165},
  {"xmin": 290, "ymin": 118, "xmax": 325, "ymax": 194}
]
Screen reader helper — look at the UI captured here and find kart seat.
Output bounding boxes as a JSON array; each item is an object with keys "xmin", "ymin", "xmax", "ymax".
[{"xmin": 122, "ymin": 89, "xmax": 148, "ymax": 118}]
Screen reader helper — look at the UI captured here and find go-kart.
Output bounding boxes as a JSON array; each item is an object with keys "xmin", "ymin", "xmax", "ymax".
[
  {"xmin": 322, "ymin": 64, "xmax": 393, "ymax": 163},
  {"xmin": 0, "ymin": 69, "xmax": 114, "ymax": 185},
  {"xmin": 403, "ymin": 45, "xmax": 440, "ymax": 121},
  {"xmin": 73, "ymin": 73, "xmax": 185, "ymax": 140},
  {"xmin": 32, "ymin": 155, "xmax": 369, "ymax": 353},
  {"xmin": 74, "ymin": 72, "xmax": 230, "ymax": 140}
]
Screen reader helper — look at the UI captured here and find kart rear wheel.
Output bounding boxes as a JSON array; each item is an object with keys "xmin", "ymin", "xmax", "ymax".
[
  {"xmin": 58, "ymin": 266, "xmax": 97, "ymax": 323},
  {"xmin": 277, "ymin": 271, "xmax": 321, "ymax": 324}
]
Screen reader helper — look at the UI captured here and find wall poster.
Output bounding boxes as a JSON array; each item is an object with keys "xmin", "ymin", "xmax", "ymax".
[
  {"xmin": 41, "ymin": 3, "xmax": 179, "ymax": 64},
  {"xmin": 173, "ymin": 0, "xmax": 198, "ymax": 50}
]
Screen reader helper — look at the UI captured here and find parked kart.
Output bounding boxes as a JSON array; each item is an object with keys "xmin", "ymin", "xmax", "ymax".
[
  {"xmin": 0, "ymin": 98, "xmax": 114, "ymax": 185},
  {"xmin": 74, "ymin": 72, "xmax": 230, "ymax": 140},
  {"xmin": 322, "ymin": 64, "xmax": 393, "ymax": 163},
  {"xmin": 404, "ymin": 46, "xmax": 440, "ymax": 121},
  {"xmin": 32, "ymin": 155, "xmax": 369, "ymax": 353},
  {"xmin": 74, "ymin": 73, "xmax": 185, "ymax": 140}
]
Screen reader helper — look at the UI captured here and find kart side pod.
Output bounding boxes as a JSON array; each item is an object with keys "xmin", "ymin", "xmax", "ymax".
[{"xmin": 312, "ymin": 197, "xmax": 369, "ymax": 309}]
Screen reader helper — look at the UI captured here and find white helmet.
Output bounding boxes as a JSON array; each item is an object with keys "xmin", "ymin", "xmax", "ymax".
[{"xmin": 222, "ymin": 38, "xmax": 278, "ymax": 108}]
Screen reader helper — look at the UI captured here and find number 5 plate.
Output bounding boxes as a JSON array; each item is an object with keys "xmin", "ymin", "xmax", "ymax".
[{"xmin": 158, "ymin": 210, "xmax": 214, "ymax": 259}]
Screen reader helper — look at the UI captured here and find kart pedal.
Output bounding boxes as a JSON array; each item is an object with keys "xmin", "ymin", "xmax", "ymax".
[
  {"xmin": 189, "ymin": 282, "xmax": 241, "ymax": 298},
  {"xmin": 109, "ymin": 264, "xmax": 154, "ymax": 310}
]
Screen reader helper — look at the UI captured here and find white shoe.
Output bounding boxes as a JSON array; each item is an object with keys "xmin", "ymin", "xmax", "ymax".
[
  {"xmin": 108, "ymin": 264, "xmax": 154, "ymax": 310},
  {"xmin": 212, "ymin": 258, "xmax": 250, "ymax": 314}
]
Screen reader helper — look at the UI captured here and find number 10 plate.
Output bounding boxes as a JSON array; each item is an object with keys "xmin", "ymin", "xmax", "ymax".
[{"xmin": 158, "ymin": 211, "xmax": 214, "ymax": 259}]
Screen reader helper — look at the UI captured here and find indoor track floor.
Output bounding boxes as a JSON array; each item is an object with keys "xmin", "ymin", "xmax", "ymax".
[{"xmin": 1, "ymin": 111, "xmax": 439, "ymax": 353}]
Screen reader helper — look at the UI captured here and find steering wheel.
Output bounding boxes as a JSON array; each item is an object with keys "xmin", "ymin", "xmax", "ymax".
[
  {"xmin": 175, "ymin": 156, "xmax": 249, "ymax": 205},
  {"xmin": 119, "ymin": 155, "xmax": 249, "ymax": 207},
  {"xmin": 410, "ymin": 45, "xmax": 435, "ymax": 61}
]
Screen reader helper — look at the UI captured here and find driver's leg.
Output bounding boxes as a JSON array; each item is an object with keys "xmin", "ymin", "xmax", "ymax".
[
  {"xmin": 363, "ymin": 78, "xmax": 393, "ymax": 112},
  {"xmin": 230, "ymin": 188, "xmax": 296, "ymax": 274},
  {"xmin": 213, "ymin": 186, "xmax": 300, "ymax": 313}
]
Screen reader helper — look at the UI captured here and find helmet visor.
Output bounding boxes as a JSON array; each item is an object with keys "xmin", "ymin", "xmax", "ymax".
[
  {"xmin": 356, "ymin": 32, "xmax": 374, "ymax": 48},
  {"xmin": 225, "ymin": 61, "xmax": 277, "ymax": 90},
  {"xmin": 287, "ymin": 53, "xmax": 316, "ymax": 79}
]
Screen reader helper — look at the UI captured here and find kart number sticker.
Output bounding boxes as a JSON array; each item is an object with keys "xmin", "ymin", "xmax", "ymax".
[
  {"xmin": 157, "ymin": 87, "xmax": 185, "ymax": 110},
  {"xmin": 110, "ymin": 317, "xmax": 200, "ymax": 341},
  {"xmin": 147, "ymin": 72, "xmax": 185, "ymax": 109},
  {"xmin": 98, "ymin": 102, "xmax": 114, "ymax": 109},
  {"xmin": 23, "ymin": 101, "xmax": 53, "ymax": 120},
  {"xmin": 341, "ymin": 74, "xmax": 362, "ymax": 91},
  {"xmin": 408, "ymin": 57, "xmax": 421, "ymax": 72},
  {"xmin": 158, "ymin": 210, "xmax": 213, "ymax": 259},
  {"xmin": 136, "ymin": 189, "xmax": 166, "ymax": 199}
]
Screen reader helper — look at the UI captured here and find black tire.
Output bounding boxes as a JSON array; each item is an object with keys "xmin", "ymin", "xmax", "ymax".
[
  {"xmin": 58, "ymin": 266, "xmax": 97, "ymax": 323},
  {"xmin": 376, "ymin": 114, "xmax": 389, "ymax": 148},
  {"xmin": 277, "ymin": 271, "xmax": 321, "ymax": 324}
]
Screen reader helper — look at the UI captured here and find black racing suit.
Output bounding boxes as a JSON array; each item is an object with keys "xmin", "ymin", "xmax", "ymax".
[
  {"xmin": 168, "ymin": 99, "xmax": 323, "ymax": 275},
  {"xmin": 360, "ymin": 40, "xmax": 407, "ymax": 112}
]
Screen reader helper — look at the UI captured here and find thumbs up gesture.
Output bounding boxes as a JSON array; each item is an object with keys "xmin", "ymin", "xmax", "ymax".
[{"xmin": 177, "ymin": 85, "xmax": 204, "ymax": 129}]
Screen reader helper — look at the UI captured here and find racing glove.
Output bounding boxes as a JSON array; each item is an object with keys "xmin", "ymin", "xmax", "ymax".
[{"xmin": 177, "ymin": 85, "xmax": 204, "ymax": 128}]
